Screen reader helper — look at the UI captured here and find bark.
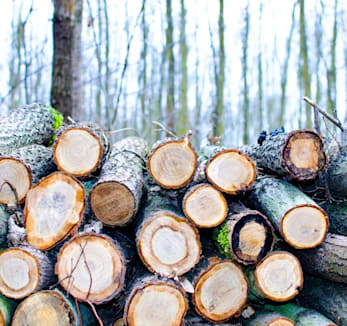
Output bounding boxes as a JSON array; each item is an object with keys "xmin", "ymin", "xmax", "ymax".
[
  {"xmin": 290, "ymin": 233, "xmax": 347, "ymax": 284},
  {"xmin": 55, "ymin": 232, "xmax": 128, "ymax": 304},
  {"xmin": 214, "ymin": 202, "xmax": 274, "ymax": 265},
  {"xmin": 0, "ymin": 103, "xmax": 62, "ymax": 151},
  {"xmin": 11, "ymin": 289, "xmax": 97, "ymax": 326},
  {"xmin": 25, "ymin": 172, "xmax": 86, "ymax": 250},
  {"xmin": 0, "ymin": 245, "xmax": 54, "ymax": 299},
  {"xmin": 51, "ymin": 0, "xmax": 83, "ymax": 120},
  {"xmin": 136, "ymin": 190, "xmax": 201, "ymax": 278},
  {"xmin": 183, "ymin": 183, "xmax": 228, "ymax": 228},
  {"xmin": 124, "ymin": 275, "xmax": 188, "ymax": 326},
  {"xmin": 325, "ymin": 149, "xmax": 347, "ymax": 199},
  {"xmin": 0, "ymin": 205, "xmax": 9, "ymax": 246},
  {"xmin": 246, "ymin": 178, "xmax": 329, "ymax": 249},
  {"xmin": 0, "ymin": 293, "xmax": 17, "ymax": 326},
  {"xmin": 265, "ymin": 303, "xmax": 337, "ymax": 326},
  {"xmin": 0, "ymin": 145, "xmax": 56, "ymax": 205},
  {"xmin": 321, "ymin": 200, "xmax": 347, "ymax": 235},
  {"xmin": 54, "ymin": 122, "xmax": 110, "ymax": 177},
  {"xmin": 90, "ymin": 137, "xmax": 148, "ymax": 226},
  {"xmin": 148, "ymin": 135, "xmax": 197, "ymax": 189},
  {"xmin": 298, "ymin": 275, "xmax": 346, "ymax": 325},
  {"xmin": 241, "ymin": 130, "xmax": 326, "ymax": 180},
  {"xmin": 246, "ymin": 251, "xmax": 303, "ymax": 302},
  {"xmin": 244, "ymin": 311, "xmax": 295, "ymax": 326}
]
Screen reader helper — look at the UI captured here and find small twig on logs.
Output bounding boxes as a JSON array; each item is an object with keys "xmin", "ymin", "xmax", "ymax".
[
  {"xmin": 86, "ymin": 300, "xmax": 104, "ymax": 326},
  {"xmin": 67, "ymin": 116, "xmax": 76, "ymax": 124},
  {"xmin": 152, "ymin": 121, "xmax": 177, "ymax": 138},
  {"xmin": 75, "ymin": 298, "xmax": 83, "ymax": 326},
  {"xmin": 79, "ymin": 243, "xmax": 93, "ymax": 300},
  {"xmin": 108, "ymin": 128, "xmax": 140, "ymax": 136}
]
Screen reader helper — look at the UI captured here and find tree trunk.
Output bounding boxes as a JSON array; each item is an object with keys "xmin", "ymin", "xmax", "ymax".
[
  {"xmin": 321, "ymin": 200, "xmax": 347, "ymax": 235},
  {"xmin": 182, "ymin": 183, "xmax": 228, "ymax": 228},
  {"xmin": 90, "ymin": 137, "xmax": 148, "ymax": 227},
  {"xmin": 0, "ymin": 103, "xmax": 62, "ymax": 152},
  {"xmin": 0, "ymin": 145, "xmax": 55, "ymax": 206},
  {"xmin": 55, "ymin": 232, "xmax": 128, "ymax": 304},
  {"xmin": 0, "ymin": 245, "xmax": 54, "ymax": 299},
  {"xmin": 247, "ymin": 251, "xmax": 303, "ymax": 302},
  {"xmin": 298, "ymin": 275, "xmax": 346, "ymax": 325},
  {"xmin": 124, "ymin": 275, "xmax": 188, "ymax": 326},
  {"xmin": 148, "ymin": 135, "xmax": 197, "ymax": 189},
  {"xmin": 214, "ymin": 202, "xmax": 274, "ymax": 265},
  {"xmin": 246, "ymin": 178, "xmax": 329, "ymax": 249},
  {"xmin": 136, "ymin": 191, "xmax": 201, "ymax": 278},
  {"xmin": 290, "ymin": 233, "xmax": 347, "ymax": 284},
  {"xmin": 265, "ymin": 303, "xmax": 337, "ymax": 326},
  {"xmin": 244, "ymin": 311, "xmax": 295, "ymax": 326},
  {"xmin": 241, "ymin": 130, "xmax": 326, "ymax": 180},
  {"xmin": 198, "ymin": 145, "xmax": 256, "ymax": 194},
  {"xmin": 11, "ymin": 289, "xmax": 97, "ymax": 326},
  {"xmin": 25, "ymin": 172, "xmax": 85, "ymax": 250},
  {"xmin": 51, "ymin": 0, "xmax": 83, "ymax": 120},
  {"xmin": 54, "ymin": 122, "xmax": 110, "ymax": 178}
]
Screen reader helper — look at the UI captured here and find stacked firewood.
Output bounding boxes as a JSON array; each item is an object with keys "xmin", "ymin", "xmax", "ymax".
[{"xmin": 0, "ymin": 103, "xmax": 345, "ymax": 326}]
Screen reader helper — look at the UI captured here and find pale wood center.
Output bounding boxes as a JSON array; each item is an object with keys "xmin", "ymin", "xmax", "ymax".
[
  {"xmin": 269, "ymin": 318, "xmax": 296, "ymax": 326},
  {"xmin": 239, "ymin": 222, "xmax": 266, "ymax": 257},
  {"xmin": 0, "ymin": 258, "xmax": 29, "ymax": 291},
  {"xmin": 289, "ymin": 139, "xmax": 318, "ymax": 169}
]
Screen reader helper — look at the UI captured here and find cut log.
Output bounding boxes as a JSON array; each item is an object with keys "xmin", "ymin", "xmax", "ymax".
[
  {"xmin": 0, "ymin": 205, "xmax": 9, "ymax": 246},
  {"xmin": 290, "ymin": 233, "xmax": 347, "ymax": 284},
  {"xmin": 124, "ymin": 276, "xmax": 188, "ymax": 326},
  {"xmin": 247, "ymin": 251, "xmax": 303, "ymax": 302},
  {"xmin": 214, "ymin": 202, "xmax": 274, "ymax": 265},
  {"xmin": 25, "ymin": 172, "xmax": 85, "ymax": 250},
  {"xmin": 246, "ymin": 178, "xmax": 329, "ymax": 249},
  {"xmin": 298, "ymin": 275, "xmax": 347, "ymax": 325},
  {"xmin": 320, "ymin": 201, "xmax": 347, "ymax": 236},
  {"xmin": 11, "ymin": 289, "xmax": 97, "ymax": 326},
  {"xmin": 241, "ymin": 130, "xmax": 326, "ymax": 180},
  {"xmin": 265, "ymin": 303, "xmax": 337, "ymax": 326},
  {"xmin": 198, "ymin": 145, "xmax": 256, "ymax": 194},
  {"xmin": 325, "ymin": 149, "xmax": 347, "ymax": 199},
  {"xmin": 90, "ymin": 137, "xmax": 148, "ymax": 226},
  {"xmin": 54, "ymin": 122, "xmax": 110, "ymax": 177},
  {"xmin": 136, "ymin": 191, "xmax": 201, "ymax": 278},
  {"xmin": 184, "ymin": 311, "xmax": 242, "ymax": 325},
  {"xmin": 0, "ymin": 245, "xmax": 54, "ymax": 299},
  {"xmin": 0, "ymin": 103, "xmax": 63, "ymax": 151},
  {"xmin": 55, "ymin": 233, "xmax": 127, "ymax": 304},
  {"xmin": 190, "ymin": 257, "xmax": 249, "ymax": 322},
  {"xmin": 148, "ymin": 135, "xmax": 197, "ymax": 189},
  {"xmin": 0, "ymin": 293, "xmax": 17, "ymax": 326},
  {"xmin": 182, "ymin": 183, "xmax": 228, "ymax": 228},
  {"xmin": 114, "ymin": 318, "xmax": 125, "ymax": 326},
  {"xmin": 0, "ymin": 145, "xmax": 55, "ymax": 206},
  {"xmin": 244, "ymin": 311, "xmax": 296, "ymax": 326}
]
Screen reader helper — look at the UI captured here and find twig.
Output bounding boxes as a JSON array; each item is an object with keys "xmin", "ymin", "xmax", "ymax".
[
  {"xmin": 75, "ymin": 298, "xmax": 83, "ymax": 326},
  {"xmin": 108, "ymin": 128, "xmax": 139, "ymax": 136},
  {"xmin": 152, "ymin": 121, "xmax": 177, "ymax": 138},
  {"xmin": 86, "ymin": 300, "xmax": 104, "ymax": 326},
  {"xmin": 79, "ymin": 243, "xmax": 93, "ymax": 300}
]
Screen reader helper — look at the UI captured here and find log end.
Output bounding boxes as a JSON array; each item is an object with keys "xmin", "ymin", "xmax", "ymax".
[
  {"xmin": 268, "ymin": 317, "xmax": 296, "ymax": 326},
  {"xmin": 183, "ymin": 184, "xmax": 228, "ymax": 228},
  {"xmin": 281, "ymin": 130, "xmax": 326, "ymax": 180},
  {"xmin": 54, "ymin": 128, "xmax": 103, "ymax": 177},
  {"xmin": 193, "ymin": 260, "xmax": 249, "ymax": 322},
  {"xmin": 0, "ymin": 158, "xmax": 31, "ymax": 205},
  {"xmin": 90, "ymin": 181, "xmax": 136, "ymax": 226},
  {"xmin": 137, "ymin": 212, "xmax": 201, "ymax": 277},
  {"xmin": 206, "ymin": 150, "xmax": 256, "ymax": 194},
  {"xmin": 0, "ymin": 248, "xmax": 40, "ymax": 299},
  {"xmin": 281, "ymin": 204, "xmax": 329, "ymax": 249},
  {"xmin": 55, "ymin": 233, "xmax": 126, "ymax": 304},
  {"xmin": 25, "ymin": 172, "xmax": 85, "ymax": 250},
  {"xmin": 148, "ymin": 138, "xmax": 197, "ymax": 189},
  {"xmin": 124, "ymin": 282, "xmax": 187, "ymax": 326},
  {"xmin": 255, "ymin": 252, "xmax": 303, "ymax": 302}
]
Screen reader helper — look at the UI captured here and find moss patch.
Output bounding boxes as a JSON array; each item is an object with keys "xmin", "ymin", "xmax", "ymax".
[{"xmin": 213, "ymin": 222, "xmax": 233, "ymax": 258}]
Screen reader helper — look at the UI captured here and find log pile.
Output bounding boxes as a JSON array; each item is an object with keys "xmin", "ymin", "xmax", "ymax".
[{"xmin": 0, "ymin": 103, "xmax": 345, "ymax": 326}]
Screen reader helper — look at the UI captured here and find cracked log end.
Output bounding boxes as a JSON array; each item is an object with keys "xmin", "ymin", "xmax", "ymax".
[
  {"xmin": 0, "ymin": 248, "xmax": 39, "ymax": 299},
  {"xmin": 255, "ymin": 252, "xmax": 303, "ymax": 302},
  {"xmin": 148, "ymin": 139, "xmax": 197, "ymax": 189},
  {"xmin": 137, "ymin": 212, "xmax": 201, "ymax": 277},
  {"xmin": 0, "ymin": 158, "xmax": 31, "ymax": 205},
  {"xmin": 124, "ymin": 282, "xmax": 187, "ymax": 326},
  {"xmin": 206, "ymin": 150, "xmax": 256, "ymax": 194},
  {"xmin": 11, "ymin": 290, "xmax": 77, "ymax": 326},
  {"xmin": 25, "ymin": 172, "xmax": 85, "ymax": 250},
  {"xmin": 281, "ymin": 204, "xmax": 328, "ymax": 249},
  {"xmin": 55, "ymin": 233, "xmax": 126, "ymax": 304},
  {"xmin": 183, "ymin": 184, "xmax": 228, "ymax": 228},
  {"xmin": 268, "ymin": 317, "xmax": 296, "ymax": 326},
  {"xmin": 193, "ymin": 260, "xmax": 249, "ymax": 322},
  {"xmin": 282, "ymin": 130, "xmax": 326, "ymax": 180},
  {"xmin": 90, "ymin": 182, "xmax": 135, "ymax": 227},
  {"xmin": 230, "ymin": 211, "xmax": 274, "ymax": 265},
  {"xmin": 54, "ymin": 128, "xmax": 103, "ymax": 177}
]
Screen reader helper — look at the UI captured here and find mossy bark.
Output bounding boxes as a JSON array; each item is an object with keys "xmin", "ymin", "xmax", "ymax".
[
  {"xmin": 0, "ymin": 293, "xmax": 17, "ymax": 326},
  {"xmin": 321, "ymin": 201, "xmax": 347, "ymax": 236}
]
